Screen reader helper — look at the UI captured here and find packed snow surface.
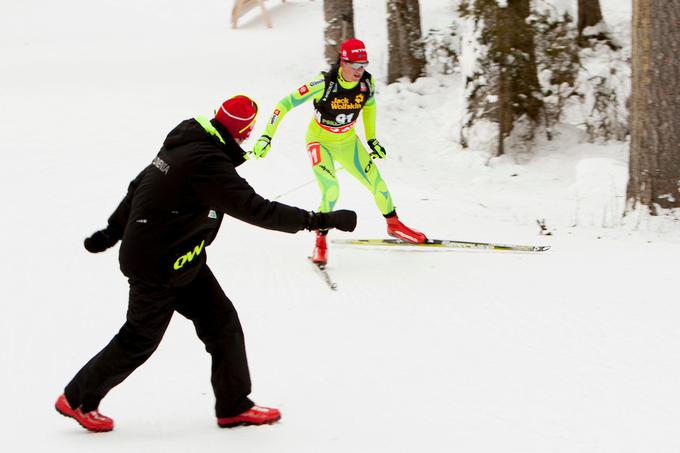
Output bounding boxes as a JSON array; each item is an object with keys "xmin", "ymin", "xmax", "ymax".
[{"xmin": 3, "ymin": 1, "xmax": 679, "ymax": 452}]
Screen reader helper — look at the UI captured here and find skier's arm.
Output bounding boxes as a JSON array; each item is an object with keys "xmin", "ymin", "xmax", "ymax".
[
  {"xmin": 251, "ymin": 74, "xmax": 326, "ymax": 158},
  {"xmin": 362, "ymin": 77, "xmax": 386, "ymax": 158},
  {"xmin": 262, "ymin": 74, "xmax": 326, "ymax": 138},
  {"xmin": 362, "ymin": 77, "xmax": 377, "ymax": 140}
]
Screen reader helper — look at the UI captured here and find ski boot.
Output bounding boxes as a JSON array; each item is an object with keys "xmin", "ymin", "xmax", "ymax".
[
  {"xmin": 311, "ymin": 230, "xmax": 328, "ymax": 266},
  {"xmin": 385, "ymin": 212, "xmax": 427, "ymax": 244}
]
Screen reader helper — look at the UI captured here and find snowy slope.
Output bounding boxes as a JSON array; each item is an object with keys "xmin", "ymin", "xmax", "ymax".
[{"xmin": 2, "ymin": 1, "xmax": 680, "ymax": 452}]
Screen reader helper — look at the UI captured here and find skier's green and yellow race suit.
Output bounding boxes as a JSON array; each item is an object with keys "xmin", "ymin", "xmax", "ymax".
[{"xmin": 259, "ymin": 66, "xmax": 394, "ymax": 215}]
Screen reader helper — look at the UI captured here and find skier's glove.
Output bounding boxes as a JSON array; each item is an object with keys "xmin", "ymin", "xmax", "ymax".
[
  {"xmin": 251, "ymin": 135, "xmax": 272, "ymax": 159},
  {"xmin": 307, "ymin": 210, "xmax": 357, "ymax": 232},
  {"xmin": 84, "ymin": 227, "xmax": 120, "ymax": 253},
  {"xmin": 367, "ymin": 138, "xmax": 386, "ymax": 159}
]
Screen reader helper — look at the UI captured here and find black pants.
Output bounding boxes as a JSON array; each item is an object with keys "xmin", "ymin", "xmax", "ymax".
[{"xmin": 64, "ymin": 265, "xmax": 253, "ymax": 417}]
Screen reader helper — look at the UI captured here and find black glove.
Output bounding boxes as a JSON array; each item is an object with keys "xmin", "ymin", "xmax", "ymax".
[
  {"xmin": 307, "ymin": 210, "xmax": 357, "ymax": 232},
  {"xmin": 84, "ymin": 227, "xmax": 121, "ymax": 253},
  {"xmin": 367, "ymin": 138, "xmax": 387, "ymax": 159}
]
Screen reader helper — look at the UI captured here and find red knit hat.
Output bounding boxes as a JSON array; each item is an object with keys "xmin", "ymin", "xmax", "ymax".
[
  {"xmin": 340, "ymin": 38, "xmax": 368, "ymax": 62},
  {"xmin": 214, "ymin": 95, "xmax": 258, "ymax": 141}
]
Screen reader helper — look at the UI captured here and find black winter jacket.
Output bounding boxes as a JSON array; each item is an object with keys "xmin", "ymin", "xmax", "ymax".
[{"xmin": 105, "ymin": 117, "xmax": 310, "ymax": 286}]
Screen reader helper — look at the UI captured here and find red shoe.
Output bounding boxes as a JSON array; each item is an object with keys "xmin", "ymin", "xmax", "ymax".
[
  {"xmin": 55, "ymin": 394, "xmax": 114, "ymax": 432},
  {"xmin": 386, "ymin": 214, "xmax": 427, "ymax": 243},
  {"xmin": 311, "ymin": 231, "xmax": 328, "ymax": 265},
  {"xmin": 217, "ymin": 405, "xmax": 281, "ymax": 428}
]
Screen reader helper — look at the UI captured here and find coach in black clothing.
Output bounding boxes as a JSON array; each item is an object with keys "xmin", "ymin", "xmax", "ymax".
[{"xmin": 56, "ymin": 95, "xmax": 356, "ymax": 432}]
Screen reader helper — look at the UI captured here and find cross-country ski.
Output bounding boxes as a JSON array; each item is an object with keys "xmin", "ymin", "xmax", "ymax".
[
  {"xmin": 331, "ymin": 238, "xmax": 551, "ymax": 252},
  {"xmin": 308, "ymin": 257, "xmax": 338, "ymax": 290}
]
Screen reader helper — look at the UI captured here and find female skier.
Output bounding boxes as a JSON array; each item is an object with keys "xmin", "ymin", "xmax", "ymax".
[{"xmin": 252, "ymin": 38, "xmax": 427, "ymax": 265}]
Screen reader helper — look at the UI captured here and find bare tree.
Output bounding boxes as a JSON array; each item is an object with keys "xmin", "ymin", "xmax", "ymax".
[
  {"xmin": 324, "ymin": 0, "xmax": 355, "ymax": 66},
  {"xmin": 626, "ymin": 0, "xmax": 680, "ymax": 213},
  {"xmin": 387, "ymin": 0, "xmax": 426, "ymax": 83}
]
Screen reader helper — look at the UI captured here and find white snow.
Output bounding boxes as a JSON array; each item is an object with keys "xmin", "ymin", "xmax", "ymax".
[{"xmin": 2, "ymin": 1, "xmax": 680, "ymax": 452}]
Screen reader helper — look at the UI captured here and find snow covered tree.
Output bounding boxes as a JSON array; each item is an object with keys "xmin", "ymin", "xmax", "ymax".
[
  {"xmin": 532, "ymin": 0, "xmax": 628, "ymax": 144},
  {"xmin": 324, "ymin": 0, "xmax": 355, "ymax": 65},
  {"xmin": 422, "ymin": 24, "xmax": 460, "ymax": 75},
  {"xmin": 459, "ymin": 0, "xmax": 543, "ymax": 157},
  {"xmin": 531, "ymin": 9, "xmax": 580, "ymax": 140},
  {"xmin": 386, "ymin": 0, "xmax": 426, "ymax": 83},
  {"xmin": 626, "ymin": 0, "xmax": 680, "ymax": 213}
]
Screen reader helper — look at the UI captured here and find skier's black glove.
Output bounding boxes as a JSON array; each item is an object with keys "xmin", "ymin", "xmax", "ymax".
[
  {"xmin": 367, "ymin": 138, "xmax": 386, "ymax": 159},
  {"xmin": 84, "ymin": 227, "xmax": 121, "ymax": 253},
  {"xmin": 307, "ymin": 210, "xmax": 357, "ymax": 232}
]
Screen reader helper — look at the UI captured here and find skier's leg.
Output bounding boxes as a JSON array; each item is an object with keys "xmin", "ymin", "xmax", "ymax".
[
  {"xmin": 307, "ymin": 141, "xmax": 339, "ymax": 263},
  {"xmin": 334, "ymin": 136, "xmax": 426, "ymax": 242},
  {"xmin": 334, "ymin": 136, "xmax": 394, "ymax": 215},
  {"xmin": 307, "ymin": 141, "xmax": 339, "ymax": 213},
  {"xmin": 64, "ymin": 281, "xmax": 176, "ymax": 412},
  {"xmin": 175, "ymin": 266, "xmax": 253, "ymax": 418}
]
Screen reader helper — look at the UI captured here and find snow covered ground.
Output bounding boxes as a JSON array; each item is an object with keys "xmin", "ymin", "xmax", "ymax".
[{"xmin": 2, "ymin": 1, "xmax": 679, "ymax": 452}]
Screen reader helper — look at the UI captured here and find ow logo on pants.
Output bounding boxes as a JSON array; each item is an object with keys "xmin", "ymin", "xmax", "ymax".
[{"xmin": 173, "ymin": 240, "xmax": 205, "ymax": 270}]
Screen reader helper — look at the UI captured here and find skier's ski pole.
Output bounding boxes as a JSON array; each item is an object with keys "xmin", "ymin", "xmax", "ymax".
[
  {"xmin": 247, "ymin": 145, "xmax": 381, "ymax": 200},
  {"xmin": 271, "ymin": 166, "xmax": 344, "ymax": 200}
]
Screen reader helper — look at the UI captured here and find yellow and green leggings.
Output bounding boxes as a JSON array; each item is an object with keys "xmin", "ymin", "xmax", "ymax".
[{"xmin": 305, "ymin": 121, "xmax": 394, "ymax": 215}]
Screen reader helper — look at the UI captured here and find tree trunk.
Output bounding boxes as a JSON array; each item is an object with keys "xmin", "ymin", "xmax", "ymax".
[
  {"xmin": 496, "ymin": 0, "xmax": 542, "ymax": 155},
  {"xmin": 627, "ymin": 0, "xmax": 680, "ymax": 213},
  {"xmin": 497, "ymin": 6, "xmax": 511, "ymax": 156},
  {"xmin": 387, "ymin": 0, "xmax": 426, "ymax": 84},
  {"xmin": 577, "ymin": 0, "xmax": 604, "ymax": 35},
  {"xmin": 324, "ymin": 0, "xmax": 355, "ymax": 66}
]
